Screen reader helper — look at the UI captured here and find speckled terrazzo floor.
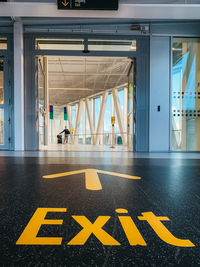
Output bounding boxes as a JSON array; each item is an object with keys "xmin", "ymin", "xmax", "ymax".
[{"xmin": 0, "ymin": 156, "xmax": 200, "ymax": 266}]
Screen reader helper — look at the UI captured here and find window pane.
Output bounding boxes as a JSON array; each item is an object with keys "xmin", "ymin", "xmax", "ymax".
[
  {"xmin": 0, "ymin": 38, "xmax": 7, "ymax": 50},
  {"xmin": 88, "ymin": 39, "xmax": 136, "ymax": 51},
  {"xmin": 0, "ymin": 108, "xmax": 4, "ymax": 145},
  {"xmin": 0, "ymin": 60, "xmax": 3, "ymax": 104},
  {"xmin": 172, "ymin": 38, "xmax": 200, "ymax": 151},
  {"xmin": 35, "ymin": 38, "xmax": 84, "ymax": 50}
]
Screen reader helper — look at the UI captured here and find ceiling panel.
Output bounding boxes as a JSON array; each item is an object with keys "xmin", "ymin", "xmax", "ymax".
[{"xmin": 48, "ymin": 56, "xmax": 131, "ymax": 105}]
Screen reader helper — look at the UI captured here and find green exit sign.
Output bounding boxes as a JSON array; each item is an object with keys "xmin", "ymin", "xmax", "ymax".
[{"xmin": 57, "ymin": 0, "xmax": 118, "ymax": 10}]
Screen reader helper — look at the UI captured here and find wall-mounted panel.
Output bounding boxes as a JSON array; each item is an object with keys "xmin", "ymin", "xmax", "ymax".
[{"xmin": 149, "ymin": 36, "xmax": 170, "ymax": 151}]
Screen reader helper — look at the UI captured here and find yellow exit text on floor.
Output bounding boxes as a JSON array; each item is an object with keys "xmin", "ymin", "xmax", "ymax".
[{"xmin": 16, "ymin": 208, "xmax": 195, "ymax": 247}]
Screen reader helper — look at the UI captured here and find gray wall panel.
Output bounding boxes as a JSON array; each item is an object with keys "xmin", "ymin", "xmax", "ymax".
[
  {"xmin": 24, "ymin": 35, "xmax": 38, "ymax": 150},
  {"xmin": 136, "ymin": 37, "xmax": 149, "ymax": 152},
  {"xmin": 149, "ymin": 36, "xmax": 170, "ymax": 151},
  {"xmin": 151, "ymin": 22, "xmax": 200, "ymax": 37}
]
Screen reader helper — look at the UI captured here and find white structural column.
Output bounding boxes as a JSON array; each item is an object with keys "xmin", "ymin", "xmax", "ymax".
[
  {"xmin": 14, "ymin": 19, "xmax": 24, "ymax": 150},
  {"xmin": 124, "ymin": 87, "xmax": 128, "ymax": 133},
  {"xmin": 112, "ymin": 88, "xmax": 126, "ymax": 145},
  {"xmin": 85, "ymin": 98, "xmax": 95, "ymax": 145},
  {"xmin": 67, "ymin": 105, "xmax": 73, "ymax": 144},
  {"xmin": 111, "ymin": 93, "xmax": 115, "ymax": 146},
  {"xmin": 95, "ymin": 91, "xmax": 108, "ymax": 145},
  {"xmin": 74, "ymin": 100, "xmax": 82, "ymax": 144},
  {"xmin": 83, "ymin": 101, "xmax": 86, "ymax": 145},
  {"xmin": 91, "ymin": 98, "xmax": 95, "ymax": 133},
  {"xmin": 124, "ymin": 87, "xmax": 128, "ymax": 143},
  {"xmin": 100, "ymin": 95, "xmax": 104, "ymax": 145}
]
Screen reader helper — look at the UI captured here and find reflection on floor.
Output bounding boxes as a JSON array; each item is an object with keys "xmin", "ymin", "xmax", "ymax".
[
  {"xmin": 40, "ymin": 144, "xmax": 133, "ymax": 152},
  {"xmin": 1, "ymin": 151, "xmax": 200, "ymax": 159}
]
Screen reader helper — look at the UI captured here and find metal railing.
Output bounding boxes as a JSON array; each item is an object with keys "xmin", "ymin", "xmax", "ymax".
[{"xmin": 43, "ymin": 132, "xmax": 133, "ymax": 147}]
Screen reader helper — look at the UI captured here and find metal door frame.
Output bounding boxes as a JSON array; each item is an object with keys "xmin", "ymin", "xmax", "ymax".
[
  {"xmin": 24, "ymin": 34, "xmax": 149, "ymax": 151},
  {"xmin": 0, "ymin": 34, "xmax": 13, "ymax": 150},
  {"xmin": 36, "ymin": 56, "xmax": 46, "ymax": 147}
]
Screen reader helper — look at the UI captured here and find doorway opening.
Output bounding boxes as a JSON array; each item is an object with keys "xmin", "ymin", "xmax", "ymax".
[{"xmin": 36, "ymin": 55, "xmax": 136, "ymax": 152}]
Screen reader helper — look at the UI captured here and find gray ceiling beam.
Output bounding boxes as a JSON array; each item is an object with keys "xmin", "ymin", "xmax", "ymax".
[{"xmin": 1, "ymin": 2, "xmax": 200, "ymax": 20}]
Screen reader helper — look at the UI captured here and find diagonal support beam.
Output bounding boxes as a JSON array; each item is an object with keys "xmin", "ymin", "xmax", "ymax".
[
  {"xmin": 85, "ymin": 98, "xmax": 95, "ymax": 145},
  {"xmin": 95, "ymin": 91, "xmax": 108, "ymax": 145},
  {"xmin": 74, "ymin": 100, "xmax": 83, "ymax": 145},
  {"xmin": 67, "ymin": 104, "xmax": 74, "ymax": 144},
  {"xmin": 112, "ymin": 88, "xmax": 127, "ymax": 146},
  {"xmin": 124, "ymin": 87, "xmax": 128, "ymax": 142}
]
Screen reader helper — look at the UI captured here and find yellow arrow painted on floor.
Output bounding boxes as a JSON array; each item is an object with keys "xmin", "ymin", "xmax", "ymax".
[
  {"xmin": 43, "ymin": 169, "xmax": 141, "ymax": 191},
  {"xmin": 62, "ymin": 0, "xmax": 69, "ymax": 7}
]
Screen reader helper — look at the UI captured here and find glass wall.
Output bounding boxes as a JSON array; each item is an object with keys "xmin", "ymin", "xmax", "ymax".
[
  {"xmin": 45, "ymin": 86, "xmax": 132, "ymax": 149},
  {"xmin": 35, "ymin": 38, "xmax": 84, "ymax": 50},
  {"xmin": 88, "ymin": 39, "xmax": 136, "ymax": 51},
  {"xmin": 67, "ymin": 86, "xmax": 130, "ymax": 148},
  {"xmin": 172, "ymin": 38, "xmax": 200, "ymax": 151}
]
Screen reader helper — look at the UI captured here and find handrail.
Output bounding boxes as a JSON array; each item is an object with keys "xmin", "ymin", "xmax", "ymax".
[
  {"xmin": 56, "ymin": 132, "xmax": 129, "ymax": 137},
  {"xmin": 44, "ymin": 132, "xmax": 134, "ymax": 146}
]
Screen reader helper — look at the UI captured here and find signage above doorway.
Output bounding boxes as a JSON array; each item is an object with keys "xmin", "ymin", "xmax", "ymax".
[{"xmin": 57, "ymin": 0, "xmax": 118, "ymax": 10}]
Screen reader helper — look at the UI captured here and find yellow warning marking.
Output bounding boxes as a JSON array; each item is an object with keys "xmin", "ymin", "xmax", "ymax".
[
  {"xmin": 115, "ymin": 209, "xmax": 128, "ymax": 214},
  {"xmin": 85, "ymin": 169, "xmax": 102, "ymax": 190},
  {"xmin": 43, "ymin": 169, "xmax": 141, "ymax": 191},
  {"xmin": 97, "ymin": 170, "xmax": 140, "ymax": 180}
]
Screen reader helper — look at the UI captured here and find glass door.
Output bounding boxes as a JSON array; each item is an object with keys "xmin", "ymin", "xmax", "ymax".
[
  {"xmin": 128, "ymin": 59, "xmax": 136, "ymax": 151},
  {"xmin": 0, "ymin": 57, "xmax": 10, "ymax": 150},
  {"xmin": 172, "ymin": 38, "xmax": 200, "ymax": 151}
]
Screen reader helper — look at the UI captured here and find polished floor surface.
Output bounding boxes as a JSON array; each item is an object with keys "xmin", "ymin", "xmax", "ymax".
[
  {"xmin": 0, "ymin": 154, "xmax": 200, "ymax": 266},
  {"xmin": 40, "ymin": 144, "xmax": 133, "ymax": 152}
]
